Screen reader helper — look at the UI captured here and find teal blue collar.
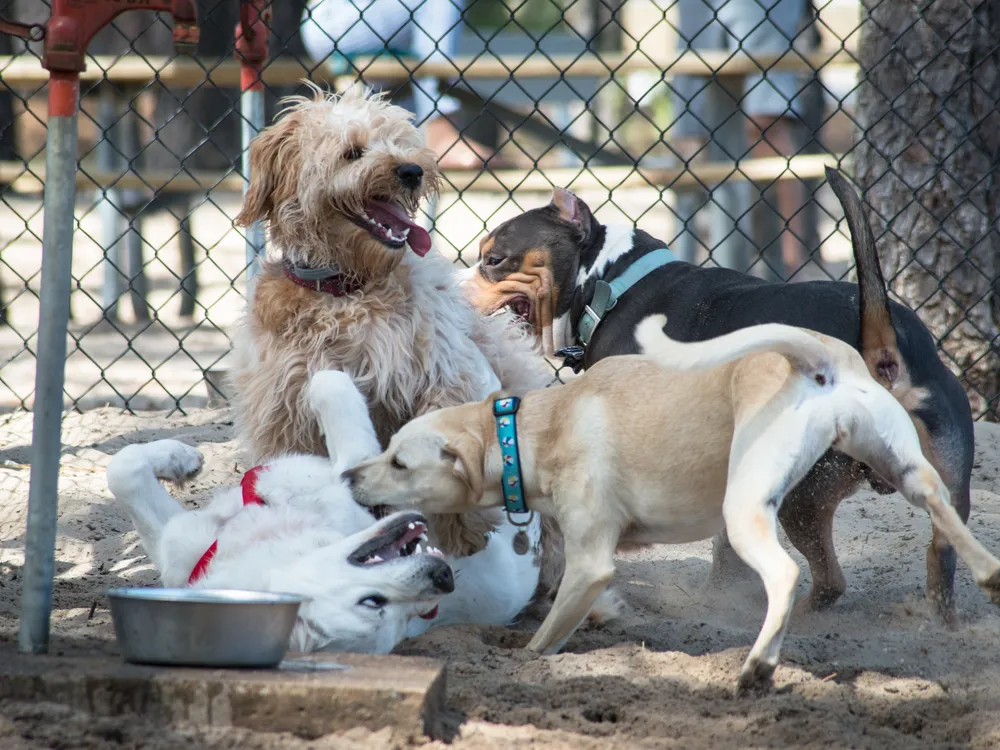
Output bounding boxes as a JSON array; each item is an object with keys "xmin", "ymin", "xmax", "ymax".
[
  {"xmin": 493, "ymin": 396, "xmax": 528, "ymax": 516},
  {"xmin": 576, "ymin": 248, "xmax": 677, "ymax": 348}
]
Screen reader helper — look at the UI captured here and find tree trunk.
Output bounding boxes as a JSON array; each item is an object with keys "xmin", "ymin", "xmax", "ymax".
[{"xmin": 854, "ymin": 0, "xmax": 1000, "ymax": 420}]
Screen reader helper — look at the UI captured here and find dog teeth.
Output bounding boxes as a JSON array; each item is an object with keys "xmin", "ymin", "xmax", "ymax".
[
  {"xmin": 414, "ymin": 542, "xmax": 423, "ymax": 555},
  {"xmin": 365, "ymin": 554, "xmax": 384, "ymax": 565},
  {"xmin": 408, "ymin": 523, "xmax": 416, "ymax": 530}
]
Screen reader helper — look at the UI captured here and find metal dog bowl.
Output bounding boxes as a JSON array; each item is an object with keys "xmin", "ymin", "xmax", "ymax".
[{"xmin": 107, "ymin": 588, "xmax": 304, "ymax": 668}]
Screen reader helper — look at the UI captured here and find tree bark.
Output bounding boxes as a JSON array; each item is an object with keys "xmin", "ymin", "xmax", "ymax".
[{"xmin": 854, "ymin": 0, "xmax": 1000, "ymax": 420}]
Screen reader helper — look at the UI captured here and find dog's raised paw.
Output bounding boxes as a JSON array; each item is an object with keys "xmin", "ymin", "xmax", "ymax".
[
  {"xmin": 307, "ymin": 370, "xmax": 365, "ymax": 427},
  {"xmin": 152, "ymin": 440, "xmax": 204, "ymax": 484}
]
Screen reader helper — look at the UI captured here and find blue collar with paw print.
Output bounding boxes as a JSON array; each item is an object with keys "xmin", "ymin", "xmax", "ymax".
[{"xmin": 493, "ymin": 396, "xmax": 528, "ymax": 515}]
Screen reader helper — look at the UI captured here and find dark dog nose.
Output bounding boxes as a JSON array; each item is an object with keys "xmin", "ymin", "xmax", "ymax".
[
  {"xmin": 341, "ymin": 468, "xmax": 357, "ymax": 488},
  {"xmin": 395, "ymin": 163, "xmax": 423, "ymax": 190},
  {"xmin": 430, "ymin": 563, "xmax": 455, "ymax": 594}
]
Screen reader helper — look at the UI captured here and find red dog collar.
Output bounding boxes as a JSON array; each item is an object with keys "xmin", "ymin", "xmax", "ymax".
[
  {"xmin": 282, "ymin": 259, "xmax": 362, "ymax": 297},
  {"xmin": 187, "ymin": 466, "xmax": 267, "ymax": 585}
]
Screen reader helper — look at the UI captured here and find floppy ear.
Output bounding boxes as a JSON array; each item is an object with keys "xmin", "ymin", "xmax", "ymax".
[
  {"xmin": 441, "ymin": 434, "xmax": 484, "ymax": 502},
  {"xmin": 548, "ymin": 187, "xmax": 594, "ymax": 245},
  {"xmin": 235, "ymin": 118, "xmax": 298, "ymax": 227}
]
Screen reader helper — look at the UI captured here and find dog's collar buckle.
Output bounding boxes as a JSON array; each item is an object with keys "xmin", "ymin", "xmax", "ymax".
[
  {"xmin": 554, "ymin": 345, "xmax": 586, "ymax": 373},
  {"xmin": 493, "ymin": 397, "xmax": 531, "ymax": 520},
  {"xmin": 575, "ymin": 248, "xmax": 678, "ymax": 349}
]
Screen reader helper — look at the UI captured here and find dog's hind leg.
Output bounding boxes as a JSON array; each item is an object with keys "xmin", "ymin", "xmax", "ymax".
[
  {"xmin": 307, "ymin": 370, "xmax": 382, "ymax": 473},
  {"xmin": 912, "ymin": 412, "xmax": 972, "ymax": 629},
  {"xmin": 780, "ymin": 453, "xmax": 865, "ymax": 615},
  {"xmin": 832, "ymin": 389, "xmax": 1000, "ymax": 610},
  {"xmin": 724, "ymin": 407, "xmax": 836, "ymax": 694},
  {"xmin": 106, "ymin": 440, "xmax": 204, "ymax": 565}
]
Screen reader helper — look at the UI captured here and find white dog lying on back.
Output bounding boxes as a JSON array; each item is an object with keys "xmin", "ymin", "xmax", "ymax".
[{"xmin": 106, "ymin": 370, "xmax": 541, "ymax": 654}]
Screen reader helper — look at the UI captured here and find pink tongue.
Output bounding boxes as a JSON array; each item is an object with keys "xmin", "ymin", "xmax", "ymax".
[
  {"xmin": 419, "ymin": 605, "xmax": 439, "ymax": 621},
  {"xmin": 366, "ymin": 201, "xmax": 433, "ymax": 257}
]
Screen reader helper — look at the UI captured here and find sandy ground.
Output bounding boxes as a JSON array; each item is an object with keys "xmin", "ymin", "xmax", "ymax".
[{"xmin": 1, "ymin": 408, "xmax": 999, "ymax": 748}]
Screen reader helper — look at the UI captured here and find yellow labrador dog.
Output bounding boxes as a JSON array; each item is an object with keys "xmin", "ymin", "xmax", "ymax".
[{"xmin": 345, "ymin": 315, "xmax": 1000, "ymax": 693}]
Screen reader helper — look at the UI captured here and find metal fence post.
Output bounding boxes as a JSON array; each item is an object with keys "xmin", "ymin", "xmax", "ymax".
[
  {"xmin": 18, "ymin": 70, "xmax": 79, "ymax": 654},
  {"xmin": 98, "ymin": 84, "xmax": 124, "ymax": 319},
  {"xmin": 242, "ymin": 87, "xmax": 266, "ymax": 282},
  {"xmin": 237, "ymin": 0, "xmax": 270, "ymax": 286}
]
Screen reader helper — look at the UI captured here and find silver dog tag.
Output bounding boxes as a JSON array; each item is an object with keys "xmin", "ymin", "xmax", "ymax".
[{"xmin": 512, "ymin": 529, "xmax": 531, "ymax": 556}]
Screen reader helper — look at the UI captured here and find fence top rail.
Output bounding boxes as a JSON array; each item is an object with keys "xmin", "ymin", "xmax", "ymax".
[
  {"xmin": 0, "ymin": 154, "xmax": 839, "ymax": 195},
  {"xmin": 0, "ymin": 47, "xmax": 859, "ymax": 87}
]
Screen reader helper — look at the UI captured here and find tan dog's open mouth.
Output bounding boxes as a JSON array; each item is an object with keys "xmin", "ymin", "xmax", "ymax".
[
  {"xmin": 492, "ymin": 295, "xmax": 533, "ymax": 327},
  {"xmin": 349, "ymin": 199, "xmax": 432, "ymax": 256}
]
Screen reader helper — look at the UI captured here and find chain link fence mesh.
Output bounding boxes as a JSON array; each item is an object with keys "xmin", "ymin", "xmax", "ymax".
[{"xmin": 0, "ymin": 0, "xmax": 996, "ymax": 419}]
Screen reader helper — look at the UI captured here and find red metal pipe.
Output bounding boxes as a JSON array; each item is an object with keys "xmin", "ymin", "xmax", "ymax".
[
  {"xmin": 235, "ymin": 0, "xmax": 271, "ymax": 92},
  {"xmin": 43, "ymin": 0, "xmax": 199, "ymax": 73}
]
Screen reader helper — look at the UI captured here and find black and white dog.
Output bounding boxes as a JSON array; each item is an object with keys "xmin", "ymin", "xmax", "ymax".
[{"xmin": 460, "ymin": 168, "xmax": 975, "ymax": 628}]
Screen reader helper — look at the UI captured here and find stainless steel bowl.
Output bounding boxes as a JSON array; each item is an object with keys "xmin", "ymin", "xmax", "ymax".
[{"xmin": 107, "ymin": 588, "xmax": 304, "ymax": 668}]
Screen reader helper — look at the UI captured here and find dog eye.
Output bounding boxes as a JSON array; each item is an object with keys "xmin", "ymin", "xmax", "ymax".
[
  {"xmin": 391, "ymin": 455, "xmax": 407, "ymax": 470},
  {"xmin": 344, "ymin": 146, "xmax": 365, "ymax": 161},
  {"xmin": 359, "ymin": 595, "xmax": 388, "ymax": 609},
  {"xmin": 485, "ymin": 255, "xmax": 503, "ymax": 267}
]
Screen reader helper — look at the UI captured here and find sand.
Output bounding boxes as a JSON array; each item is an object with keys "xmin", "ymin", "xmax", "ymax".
[{"xmin": 2, "ymin": 408, "xmax": 1000, "ymax": 749}]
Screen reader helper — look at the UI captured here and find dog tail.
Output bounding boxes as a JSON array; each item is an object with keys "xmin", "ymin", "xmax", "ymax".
[
  {"xmin": 825, "ymin": 167, "xmax": 902, "ymax": 390},
  {"xmin": 635, "ymin": 315, "xmax": 836, "ymax": 385}
]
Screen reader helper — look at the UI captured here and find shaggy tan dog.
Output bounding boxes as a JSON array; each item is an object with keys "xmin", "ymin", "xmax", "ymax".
[{"xmin": 229, "ymin": 84, "xmax": 555, "ymax": 566}]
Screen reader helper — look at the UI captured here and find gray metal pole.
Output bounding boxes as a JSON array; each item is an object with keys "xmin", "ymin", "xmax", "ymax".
[
  {"xmin": 98, "ymin": 85, "xmax": 124, "ymax": 319},
  {"xmin": 242, "ymin": 86, "xmax": 266, "ymax": 283},
  {"xmin": 19, "ymin": 74, "xmax": 79, "ymax": 654}
]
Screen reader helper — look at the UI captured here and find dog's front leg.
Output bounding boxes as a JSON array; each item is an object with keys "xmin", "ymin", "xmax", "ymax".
[
  {"xmin": 307, "ymin": 370, "xmax": 382, "ymax": 473},
  {"xmin": 526, "ymin": 524, "xmax": 617, "ymax": 655},
  {"xmin": 106, "ymin": 440, "xmax": 204, "ymax": 570}
]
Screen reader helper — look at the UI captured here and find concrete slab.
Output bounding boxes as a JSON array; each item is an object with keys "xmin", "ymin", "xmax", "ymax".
[{"xmin": 0, "ymin": 650, "xmax": 447, "ymax": 742}]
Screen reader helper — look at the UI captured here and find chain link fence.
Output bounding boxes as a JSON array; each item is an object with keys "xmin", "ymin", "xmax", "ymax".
[{"xmin": 0, "ymin": 0, "xmax": 996, "ymax": 419}]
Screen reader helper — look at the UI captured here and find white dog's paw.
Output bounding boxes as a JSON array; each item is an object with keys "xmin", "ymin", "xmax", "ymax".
[
  {"xmin": 108, "ymin": 439, "xmax": 203, "ymax": 496},
  {"xmin": 146, "ymin": 440, "xmax": 204, "ymax": 484}
]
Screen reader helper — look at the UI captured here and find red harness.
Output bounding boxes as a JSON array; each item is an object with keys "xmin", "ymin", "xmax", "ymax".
[{"xmin": 187, "ymin": 466, "xmax": 266, "ymax": 585}]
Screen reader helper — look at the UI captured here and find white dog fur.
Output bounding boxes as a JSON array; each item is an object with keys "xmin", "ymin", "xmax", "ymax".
[{"xmin": 107, "ymin": 370, "xmax": 541, "ymax": 655}]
